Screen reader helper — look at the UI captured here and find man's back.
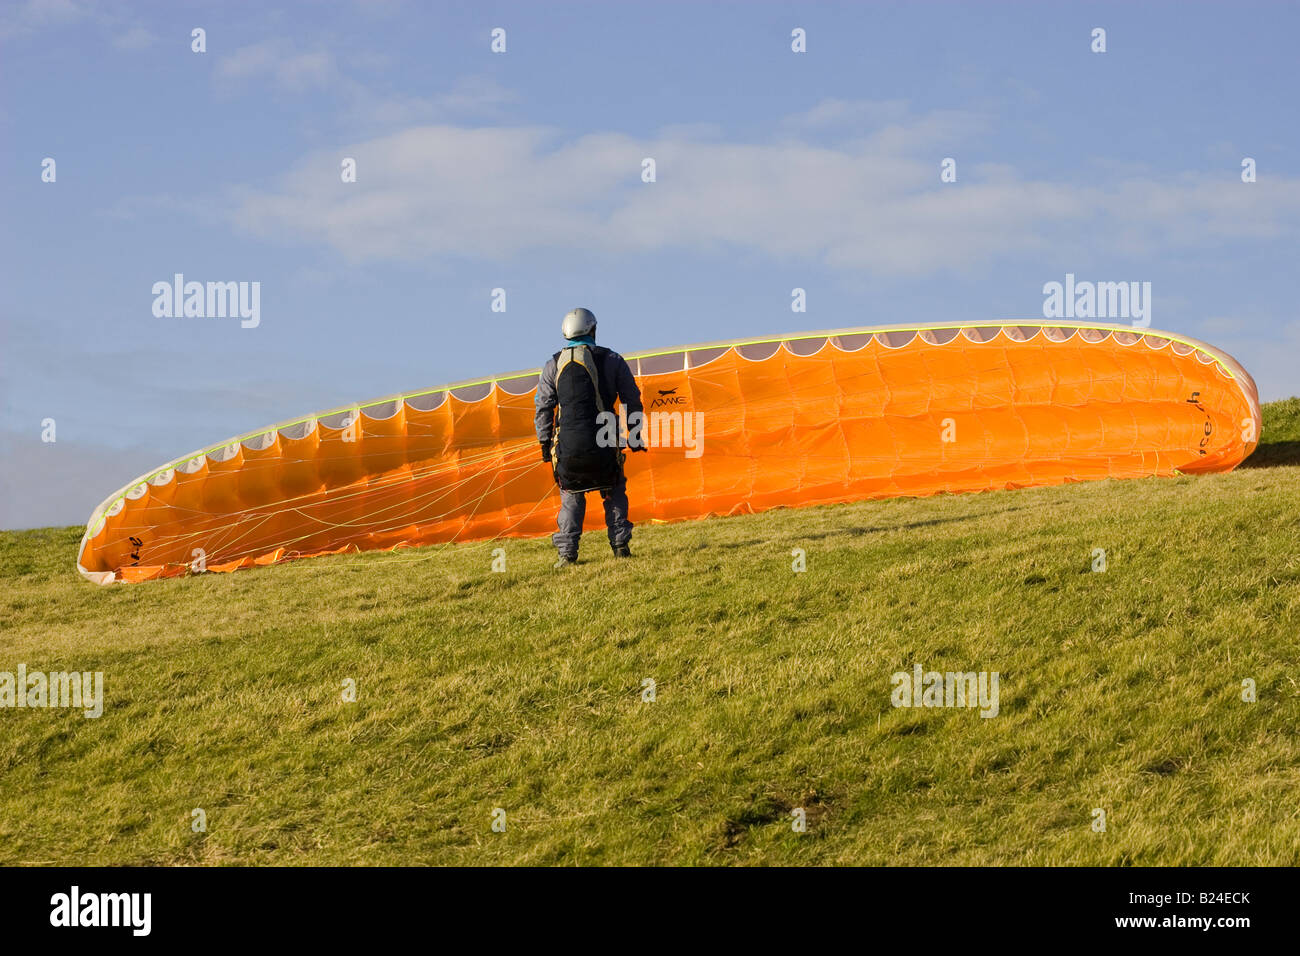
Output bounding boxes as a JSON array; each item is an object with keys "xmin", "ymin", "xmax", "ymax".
[{"xmin": 534, "ymin": 308, "xmax": 644, "ymax": 562}]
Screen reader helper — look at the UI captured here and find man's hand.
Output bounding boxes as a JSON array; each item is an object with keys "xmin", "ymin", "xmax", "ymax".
[{"xmin": 540, "ymin": 441, "xmax": 552, "ymax": 463}]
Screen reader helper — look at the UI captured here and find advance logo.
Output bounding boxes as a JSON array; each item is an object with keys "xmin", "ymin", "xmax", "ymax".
[
  {"xmin": 650, "ymin": 388, "xmax": 686, "ymax": 409},
  {"xmin": 50, "ymin": 886, "xmax": 151, "ymax": 936}
]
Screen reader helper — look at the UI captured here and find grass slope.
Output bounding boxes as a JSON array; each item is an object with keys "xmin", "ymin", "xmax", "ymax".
[{"xmin": 1, "ymin": 401, "xmax": 1298, "ymax": 866}]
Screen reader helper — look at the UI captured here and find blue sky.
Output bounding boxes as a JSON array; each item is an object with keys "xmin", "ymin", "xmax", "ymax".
[{"xmin": 2, "ymin": 0, "xmax": 1297, "ymax": 529}]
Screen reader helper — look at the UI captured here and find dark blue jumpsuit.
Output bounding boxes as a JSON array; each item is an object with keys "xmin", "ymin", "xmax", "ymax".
[{"xmin": 534, "ymin": 338, "xmax": 643, "ymax": 559}]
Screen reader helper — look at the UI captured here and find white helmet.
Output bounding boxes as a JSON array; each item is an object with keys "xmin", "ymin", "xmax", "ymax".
[{"xmin": 561, "ymin": 308, "xmax": 597, "ymax": 339}]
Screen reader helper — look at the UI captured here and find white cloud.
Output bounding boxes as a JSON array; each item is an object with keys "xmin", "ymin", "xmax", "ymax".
[
  {"xmin": 216, "ymin": 41, "xmax": 339, "ymax": 92},
  {"xmin": 0, "ymin": 0, "xmax": 86, "ymax": 38},
  {"xmin": 224, "ymin": 102, "xmax": 1300, "ymax": 276},
  {"xmin": 112, "ymin": 24, "xmax": 156, "ymax": 50},
  {"xmin": 212, "ymin": 42, "xmax": 516, "ymax": 130}
]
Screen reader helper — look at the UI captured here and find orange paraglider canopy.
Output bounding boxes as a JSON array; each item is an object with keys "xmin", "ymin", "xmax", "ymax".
[{"xmin": 77, "ymin": 321, "xmax": 1260, "ymax": 583}]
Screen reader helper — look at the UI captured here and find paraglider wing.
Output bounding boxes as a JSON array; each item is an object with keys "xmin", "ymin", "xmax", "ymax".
[{"xmin": 77, "ymin": 321, "xmax": 1261, "ymax": 583}]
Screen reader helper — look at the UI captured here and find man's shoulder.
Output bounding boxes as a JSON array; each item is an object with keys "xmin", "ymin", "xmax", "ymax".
[{"xmin": 543, "ymin": 344, "xmax": 627, "ymax": 368}]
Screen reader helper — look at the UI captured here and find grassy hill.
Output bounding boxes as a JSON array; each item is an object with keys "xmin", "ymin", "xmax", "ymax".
[{"xmin": 2, "ymin": 399, "xmax": 1298, "ymax": 866}]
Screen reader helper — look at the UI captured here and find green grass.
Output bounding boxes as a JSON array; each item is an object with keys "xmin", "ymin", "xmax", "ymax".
[
  {"xmin": 1, "ymin": 400, "xmax": 1298, "ymax": 866},
  {"xmin": 1243, "ymin": 396, "xmax": 1300, "ymax": 468}
]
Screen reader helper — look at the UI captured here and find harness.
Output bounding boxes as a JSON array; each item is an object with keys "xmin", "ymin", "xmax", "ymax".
[
  {"xmin": 550, "ymin": 344, "xmax": 624, "ymax": 492},
  {"xmin": 556, "ymin": 345, "xmax": 608, "ymax": 412}
]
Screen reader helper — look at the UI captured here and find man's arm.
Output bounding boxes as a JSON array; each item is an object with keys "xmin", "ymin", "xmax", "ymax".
[
  {"xmin": 534, "ymin": 357, "xmax": 558, "ymax": 454},
  {"xmin": 613, "ymin": 354, "xmax": 646, "ymax": 449}
]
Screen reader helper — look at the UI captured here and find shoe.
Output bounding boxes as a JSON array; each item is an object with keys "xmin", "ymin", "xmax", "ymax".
[
  {"xmin": 612, "ymin": 544, "xmax": 632, "ymax": 558},
  {"xmin": 554, "ymin": 555, "xmax": 577, "ymax": 567}
]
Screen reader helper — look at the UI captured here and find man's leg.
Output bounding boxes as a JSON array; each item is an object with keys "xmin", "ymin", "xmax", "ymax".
[
  {"xmin": 553, "ymin": 489, "xmax": 586, "ymax": 560},
  {"xmin": 600, "ymin": 474, "xmax": 633, "ymax": 551}
]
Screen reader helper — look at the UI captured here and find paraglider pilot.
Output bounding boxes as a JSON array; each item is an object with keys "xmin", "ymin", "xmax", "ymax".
[{"xmin": 535, "ymin": 308, "xmax": 645, "ymax": 564}]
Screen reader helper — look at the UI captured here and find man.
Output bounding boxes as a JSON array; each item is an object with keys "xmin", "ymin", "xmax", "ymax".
[{"xmin": 535, "ymin": 308, "xmax": 645, "ymax": 564}]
